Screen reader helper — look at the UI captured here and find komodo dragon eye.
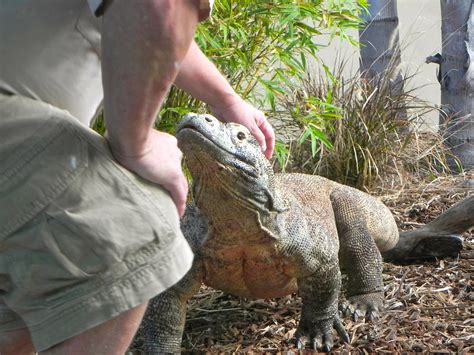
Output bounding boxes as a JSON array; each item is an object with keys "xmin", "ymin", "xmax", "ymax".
[{"xmin": 237, "ymin": 132, "xmax": 247, "ymax": 140}]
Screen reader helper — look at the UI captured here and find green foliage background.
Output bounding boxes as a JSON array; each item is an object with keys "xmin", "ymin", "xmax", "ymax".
[{"xmin": 157, "ymin": 0, "xmax": 366, "ymax": 132}]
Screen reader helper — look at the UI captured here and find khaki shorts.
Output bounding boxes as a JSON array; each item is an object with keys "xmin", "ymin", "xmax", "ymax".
[{"xmin": 0, "ymin": 94, "xmax": 193, "ymax": 352}]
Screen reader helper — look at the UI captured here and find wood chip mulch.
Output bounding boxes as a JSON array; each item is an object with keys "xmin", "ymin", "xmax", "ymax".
[{"xmin": 181, "ymin": 171, "xmax": 473, "ymax": 354}]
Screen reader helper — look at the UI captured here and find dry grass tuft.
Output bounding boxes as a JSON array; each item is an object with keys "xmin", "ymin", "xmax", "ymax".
[{"xmin": 275, "ymin": 62, "xmax": 458, "ymax": 191}]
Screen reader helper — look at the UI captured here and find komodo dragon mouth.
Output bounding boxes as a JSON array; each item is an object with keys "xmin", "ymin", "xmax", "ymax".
[
  {"xmin": 178, "ymin": 124, "xmax": 261, "ymax": 182},
  {"xmin": 177, "ymin": 124, "xmax": 239, "ymax": 159},
  {"xmin": 176, "ymin": 114, "xmax": 282, "ymax": 211},
  {"xmin": 176, "ymin": 117, "xmax": 262, "ymax": 173}
]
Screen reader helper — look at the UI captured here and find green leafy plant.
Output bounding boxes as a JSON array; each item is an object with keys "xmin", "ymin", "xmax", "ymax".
[
  {"xmin": 274, "ymin": 140, "xmax": 291, "ymax": 171},
  {"xmin": 295, "ymin": 92, "xmax": 341, "ymax": 156},
  {"xmin": 157, "ymin": 0, "xmax": 366, "ymax": 130}
]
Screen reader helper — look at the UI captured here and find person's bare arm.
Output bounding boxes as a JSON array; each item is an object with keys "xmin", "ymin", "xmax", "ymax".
[
  {"xmin": 101, "ymin": 0, "xmax": 201, "ymax": 216},
  {"xmin": 174, "ymin": 41, "xmax": 275, "ymax": 158}
]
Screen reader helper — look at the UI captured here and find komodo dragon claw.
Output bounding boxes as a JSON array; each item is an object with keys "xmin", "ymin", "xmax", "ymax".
[
  {"xmin": 295, "ymin": 314, "xmax": 350, "ymax": 351},
  {"xmin": 340, "ymin": 291, "xmax": 384, "ymax": 321}
]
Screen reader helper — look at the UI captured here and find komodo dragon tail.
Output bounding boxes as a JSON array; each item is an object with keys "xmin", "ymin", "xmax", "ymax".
[{"xmin": 382, "ymin": 196, "xmax": 473, "ymax": 262}]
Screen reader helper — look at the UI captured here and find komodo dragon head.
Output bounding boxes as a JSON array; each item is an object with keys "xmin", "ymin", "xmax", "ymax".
[{"xmin": 176, "ymin": 113, "xmax": 287, "ymax": 221}]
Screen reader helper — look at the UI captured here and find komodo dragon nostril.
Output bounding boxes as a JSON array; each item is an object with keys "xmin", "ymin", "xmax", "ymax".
[{"xmin": 205, "ymin": 116, "xmax": 213, "ymax": 123}]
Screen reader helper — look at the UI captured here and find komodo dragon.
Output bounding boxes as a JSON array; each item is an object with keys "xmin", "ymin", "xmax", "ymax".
[{"xmin": 137, "ymin": 113, "xmax": 472, "ymax": 353}]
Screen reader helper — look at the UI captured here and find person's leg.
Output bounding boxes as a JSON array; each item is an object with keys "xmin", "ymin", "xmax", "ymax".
[
  {"xmin": 0, "ymin": 328, "xmax": 35, "ymax": 355},
  {"xmin": 0, "ymin": 304, "xmax": 146, "ymax": 355},
  {"xmin": 0, "ymin": 94, "xmax": 193, "ymax": 353},
  {"xmin": 42, "ymin": 304, "xmax": 147, "ymax": 355}
]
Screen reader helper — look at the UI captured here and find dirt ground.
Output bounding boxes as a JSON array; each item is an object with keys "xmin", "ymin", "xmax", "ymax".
[{"xmin": 177, "ymin": 171, "xmax": 473, "ymax": 354}]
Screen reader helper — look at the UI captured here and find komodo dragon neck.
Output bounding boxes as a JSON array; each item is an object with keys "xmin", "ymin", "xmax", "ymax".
[
  {"xmin": 177, "ymin": 113, "xmax": 289, "ymax": 245},
  {"xmin": 193, "ymin": 175, "xmax": 285, "ymax": 245}
]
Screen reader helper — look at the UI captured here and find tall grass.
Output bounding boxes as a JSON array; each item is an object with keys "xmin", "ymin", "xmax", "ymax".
[{"xmin": 277, "ymin": 57, "xmax": 454, "ymax": 190}]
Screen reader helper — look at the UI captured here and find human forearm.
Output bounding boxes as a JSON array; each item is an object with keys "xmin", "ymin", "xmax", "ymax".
[
  {"xmin": 174, "ymin": 41, "xmax": 241, "ymax": 111},
  {"xmin": 101, "ymin": 0, "xmax": 202, "ymax": 216},
  {"xmin": 175, "ymin": 40, "xmax": 276, "ymax": 158},
  {"xmin": 102, "ymin": 0, "xmax": 199, "ymax": 158}
]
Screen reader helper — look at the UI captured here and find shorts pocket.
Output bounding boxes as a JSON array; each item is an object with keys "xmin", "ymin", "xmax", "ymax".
[
  {"xmin": 43, "ymin": 214, "xmax": 98, "ymax": 279},
  {"xmin": 42, "ymin": 140, "xmax": 179, "ymax": 270},
  {"xmin": 0, "ymin": 117, "xmax": 88, "ymax": 240}
]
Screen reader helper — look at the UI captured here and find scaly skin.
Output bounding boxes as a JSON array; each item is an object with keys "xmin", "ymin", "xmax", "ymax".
[{"xmin": 138, "ymin": 113, "xmax": 399, "ymax": 353}]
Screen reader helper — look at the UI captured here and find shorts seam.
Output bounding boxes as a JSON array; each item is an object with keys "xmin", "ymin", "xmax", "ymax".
[
  {"xmin": 27, "ymin": 237, "xmax": 193, "ymax": 351},
  {"xmin": 30, "ymin": 235, "xmax": 180, "ymax": 327},
  {"xmin": 0, "ymin": 116, "xmax": 58, "ymax": 181}
]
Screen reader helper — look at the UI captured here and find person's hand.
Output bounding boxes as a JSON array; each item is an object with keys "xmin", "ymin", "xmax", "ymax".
[
  {"xmin": 210, "ymin": 97, "xmax": 275, "ymax": 159},
  {"xmin": 108, "ymin": 129, "xmax": 188, "ymax": 217}
]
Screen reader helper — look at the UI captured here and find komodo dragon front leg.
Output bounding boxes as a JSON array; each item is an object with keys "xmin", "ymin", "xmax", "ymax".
[
  {"xmin": 330, "ymin": 187, "xmax": 398, "ymax": 319},
  {"xmin": 138, "ymin": 263, "xmax": 203, "ymax": 353},
  {"xmin": 296, "ymin": 265, "xmax": 350, "ymax": 351},
  {"xmin": 278, "ymin": 205, "xmax": 350, "ymax": 350},
  {"xmin": 137, "ymin": 204, "xmax": 208, "ymax": 353}
]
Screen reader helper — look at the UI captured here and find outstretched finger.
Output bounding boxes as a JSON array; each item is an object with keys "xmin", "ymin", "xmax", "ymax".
[
  {"xmin": 179, "ymin": 176, "xmax": 189, "ymax": 216},
  {"xmin": 164, "ymin": 176, "xmax": 188, "ymax": 217},
  {"xmin": 322, "ymin": 332, "xmax": 334, "ymax": 352},
  {"xmin": 249, "ymin": 125, "xmax": 267, "ymax": 157},
  {"xmin": 258, "ymin": 118, "xmax": 275, "ymax": 159},
  {"xmin": 312, "ymin": 334, "xmax": 323, "ymax": 350}
]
